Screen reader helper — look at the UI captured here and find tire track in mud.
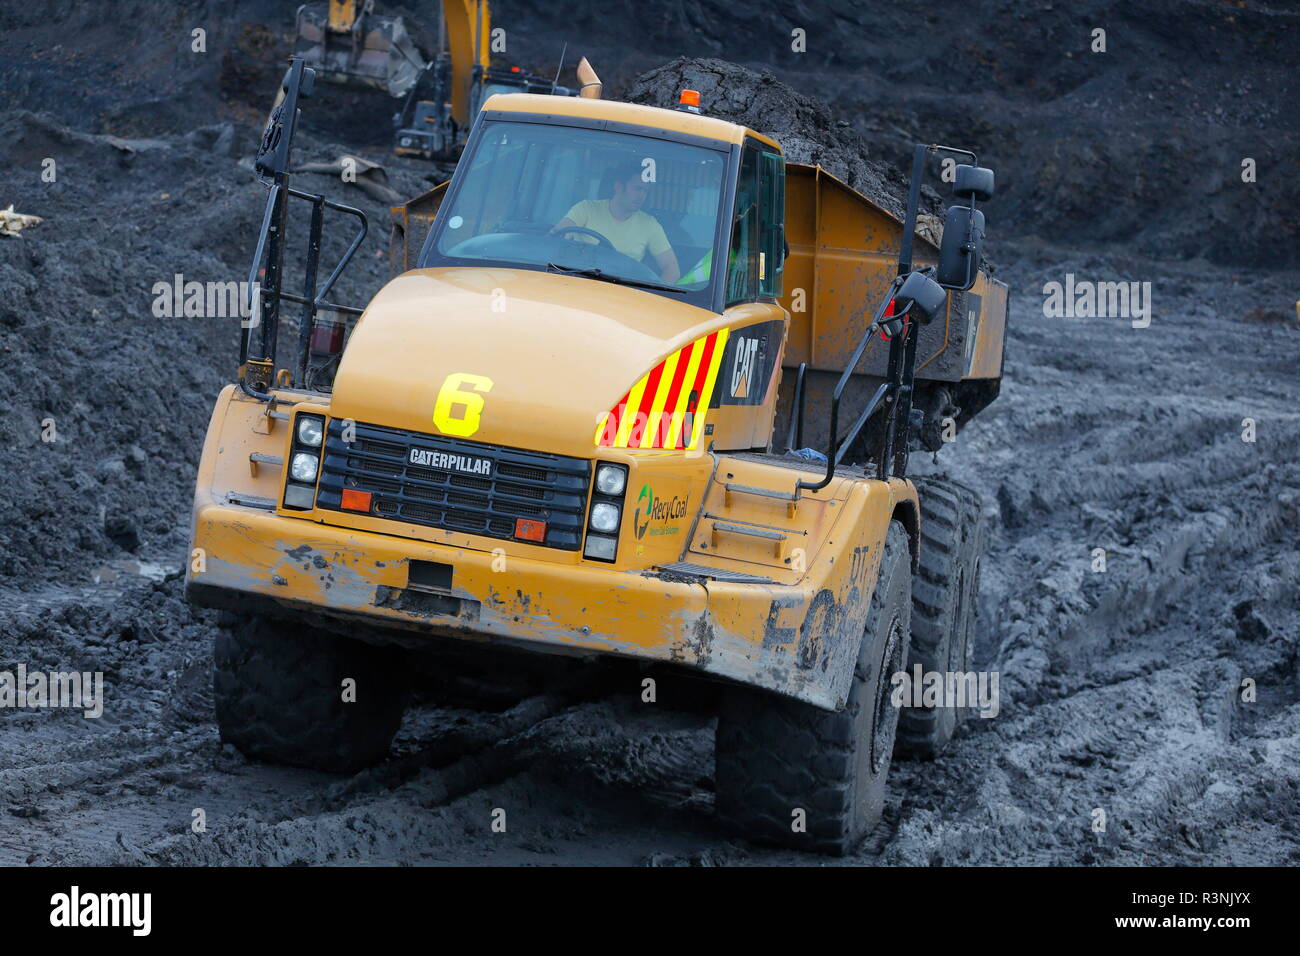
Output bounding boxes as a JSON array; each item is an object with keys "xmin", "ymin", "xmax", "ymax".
[
  {"xmin": 3, "ymin": 576, "xmax": 727, "ymax": 864},
  {"xmin": 877, "ymin": 269, "xmax": 1300, "ymax": 865}
]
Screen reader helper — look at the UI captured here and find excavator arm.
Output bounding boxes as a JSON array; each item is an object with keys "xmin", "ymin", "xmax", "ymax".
[{"xmin": 442, "ymin": 0, "xmax": 492, "ymax": 127}]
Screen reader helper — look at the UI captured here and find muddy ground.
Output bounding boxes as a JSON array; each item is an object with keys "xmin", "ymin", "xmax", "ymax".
[{"xmin": 1, "ymin": 1, "xmax": 1297, "ymax": 865}]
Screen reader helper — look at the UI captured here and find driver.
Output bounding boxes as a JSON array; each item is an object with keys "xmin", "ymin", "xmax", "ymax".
[{"xmin": 551, "ymin": 160, "xmax": 681, "ymax": 283}]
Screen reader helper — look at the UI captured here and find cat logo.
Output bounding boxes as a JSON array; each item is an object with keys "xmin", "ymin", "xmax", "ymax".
[
  {"xmin": 715, "ymin": 319, "xmax": 782, "ymax": 409},
  {"xmin": 730, "ymin": 336, "xmax": 760, "ymax": 400}
]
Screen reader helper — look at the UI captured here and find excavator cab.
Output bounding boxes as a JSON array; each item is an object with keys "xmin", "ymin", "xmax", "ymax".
[
  {"xmin": 391, "ymin": 0, "xmax": 584, "ymax": 161},
  {"xmin": 395, "ymin": 66, "xmax": 578, "ymax": 160}
]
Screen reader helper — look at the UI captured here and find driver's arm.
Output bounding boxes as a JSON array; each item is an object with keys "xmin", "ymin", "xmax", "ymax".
[
  {"xmin": 647, "ymin": 219, "xmax": 679, "ymax": 283},
  {"xmin": 654, "ymin": 249, "xmax": 681, "ymax": 284},
  {"xmin": 552, "ymin": 200, "xmax": 589, "ymax": 235}
]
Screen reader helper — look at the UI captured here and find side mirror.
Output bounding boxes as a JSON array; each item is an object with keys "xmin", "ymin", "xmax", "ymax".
[
  {"xmin": 893, "ymin": 270, "xmax": 948, "ymax": 324},
  {"xmin": 937, "ymin": 205, "xmax": 985, "ymax": 290},
  {"xmin": 953, "ymin": 164, "xmax": 994, "ymax": 202}
]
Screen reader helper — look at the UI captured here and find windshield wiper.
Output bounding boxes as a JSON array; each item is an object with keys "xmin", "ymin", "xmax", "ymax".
[{"xmin": 546, "ymin": 262, "xmax": 687, "ymax": 294}]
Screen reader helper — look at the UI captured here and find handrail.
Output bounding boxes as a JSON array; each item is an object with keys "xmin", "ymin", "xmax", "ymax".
[
  {"xmin": 237, "ymin": 58, "xmax": 369, "ymax": 401},
  {"xmin": 795, "ymin": 275, "xmax": 904, "ymax": 492},
  {"xmin": 834, "ymin": 383, "xmax": 890, "ymax": 467},
  {"xmin": 287, "ymin": 187, "xmax": 369, "ymax": 304},
  {"xmin": 784, "ymin": 361, "xmax": 807, "ymax": 453}
]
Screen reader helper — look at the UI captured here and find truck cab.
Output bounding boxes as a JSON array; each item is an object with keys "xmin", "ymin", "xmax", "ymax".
[{"xmin": 412, "ymin": 93, "xmax": 790, "ymax": 450}]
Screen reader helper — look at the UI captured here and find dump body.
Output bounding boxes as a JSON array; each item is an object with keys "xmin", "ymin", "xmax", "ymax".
[
  {"xmin": 782, "ymin": 164, "xmax": 1007, "ymax": 382},
  {"xmin": 777, "ymin": 163, "xmax": 1008, "ymax": 451}
]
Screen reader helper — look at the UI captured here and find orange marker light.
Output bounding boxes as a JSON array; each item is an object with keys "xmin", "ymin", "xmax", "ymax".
[
  {"xmin": 341, "ymin": 488, "xmax": 373, "ymax": 512},
  {"xmin": 510, "ymin": 65, "xmax": 521, "ymax": 73},
  {"xmin": 679, "ymin": 89, "xmax": 700, "ymax": 107},
  {"xmin": 514, "ymin": 518, "xmax": 546, "ymax": 542}
]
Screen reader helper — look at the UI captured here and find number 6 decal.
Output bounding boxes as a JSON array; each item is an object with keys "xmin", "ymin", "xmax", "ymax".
[{"xmin": 433, "ymin": 372, "xmax": 493, "ymax": 437}]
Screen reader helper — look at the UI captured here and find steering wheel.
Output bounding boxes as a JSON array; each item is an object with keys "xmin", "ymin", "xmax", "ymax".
[{"xmin": 555, "ymin": 225, "xmax": 616, "ymax": 251}]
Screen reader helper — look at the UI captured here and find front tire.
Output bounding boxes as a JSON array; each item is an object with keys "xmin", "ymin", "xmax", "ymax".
[
  {"xmin": 214, "ymin": 614, "xmax": 409, "ymax": 773},
  {"xmin": 714, "ymin": 521, "xmax": 912, "ymax": 854}
]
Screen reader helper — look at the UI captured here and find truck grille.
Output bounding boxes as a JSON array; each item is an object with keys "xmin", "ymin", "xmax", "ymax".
[{"xmin": 316, "ymin": 421, "xmax": 591, "ymax": 550}]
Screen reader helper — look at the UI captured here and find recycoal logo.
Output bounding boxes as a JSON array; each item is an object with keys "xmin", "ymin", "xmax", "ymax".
[
  {"xmin": 50, "ymin": 886, "xmax": 151, "ymax": 936},
  {"xmin": 633, "ymin": 483, "xmax": 689, "ymax": 540},
  {"xmin": 634, "ymin": 484, "xmax": 652, "ymax": 539}
]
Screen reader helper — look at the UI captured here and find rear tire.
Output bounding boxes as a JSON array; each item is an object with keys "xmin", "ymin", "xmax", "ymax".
[
  {"xmin": 714, "ymin": 521, "xmax": 912, "ymax": 854},
  {"xmin": 214, "ymin": 614, "xmax": 409, "ymax": 773},
  {"xmin": 896, "ymin": 477, "xmax": 985, "ymax": 757}
]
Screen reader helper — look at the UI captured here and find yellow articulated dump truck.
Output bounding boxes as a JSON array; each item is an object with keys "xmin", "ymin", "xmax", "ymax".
[{"xmin": 188, "ymin": 58, "xmax": 1007, "ymax": 853}]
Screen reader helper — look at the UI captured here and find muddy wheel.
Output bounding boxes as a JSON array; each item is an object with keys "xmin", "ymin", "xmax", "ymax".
[
  {"xmin": 714, "ymin": 520, "xmax": 912, "ymax": 855},
  {"xmin": 214, "ymin": 614, "xmax": 409, "ymax": 773},
  {"xmin": 896, "ymin": 476, "xmax": 985, "ymax": 758}
]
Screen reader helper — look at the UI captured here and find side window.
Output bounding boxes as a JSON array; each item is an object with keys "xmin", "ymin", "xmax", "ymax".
[
  {"xmin": 759, "ymin": 150, "xmax": 785, "ymax": 298},
  {"xmin": 726, "ymin": 144, "xmax": 784, "ymax": 305},
  {"xmin": 726, "ymin": 147, "xmax": 760, "ymax": 306}
]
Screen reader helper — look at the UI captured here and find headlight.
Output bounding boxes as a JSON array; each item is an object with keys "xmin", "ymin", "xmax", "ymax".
[
  {"xmin": 290, "ymin": 452, "xmax": 319, "ymax": 483},
  {"xmin": 297, "ymin": 415, "xmax": 324, "ymax": 447},
  {"xmin": 589, "ymin": 502, "xmax": 620, "ymax": 533},
  {"xmin": 595, "ymin": 463, "xmax": 627, "ymax": 496}
]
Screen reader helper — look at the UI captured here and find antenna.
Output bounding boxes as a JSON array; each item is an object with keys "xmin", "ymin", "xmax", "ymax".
[{"xmin": 552, "ymin": 41, "xmax": 568, "ymax": 92}]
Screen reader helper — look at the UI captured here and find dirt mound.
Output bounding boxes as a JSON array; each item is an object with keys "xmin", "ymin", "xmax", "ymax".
[
  {"xmin": 0, "ymin": 107, "xmax": 430, "ymax": 587},
  {"xmin": 625, "ymin": 57, "xmax": 927, "ymax": 221}
]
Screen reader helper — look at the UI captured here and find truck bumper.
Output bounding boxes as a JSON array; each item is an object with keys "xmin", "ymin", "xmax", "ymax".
[{"xmin": 187, "ymin": 503, "xmax": 841, "ymax": 709}]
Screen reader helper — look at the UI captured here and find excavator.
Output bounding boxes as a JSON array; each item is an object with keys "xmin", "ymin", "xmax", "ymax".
[
  {"xmin": 187, "ymin": 56, "xmax": 1007, "ymax": 854},
  {"xmin": 294, "ymin": 0, "xmax": 583, "ymax": 160}
]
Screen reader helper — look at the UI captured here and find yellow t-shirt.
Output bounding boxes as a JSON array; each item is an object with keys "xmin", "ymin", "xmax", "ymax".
[{"xmin": 561, "ymin": 199, "xmax": 670, "ymax": 263}]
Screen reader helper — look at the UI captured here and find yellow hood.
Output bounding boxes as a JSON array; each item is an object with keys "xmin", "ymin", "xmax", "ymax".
[{"xmin": 330, "ymin": 267, "xmax": 724, "ymax": 458}]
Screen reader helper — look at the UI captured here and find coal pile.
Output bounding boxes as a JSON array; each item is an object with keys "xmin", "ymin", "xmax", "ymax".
[
  {"xmin": 0, "ymin": 108, "xmax": 433, "ymax": 587},
  {"xmin": 625, "ymin": 57, "xmax": 925, "ymax": 220}
]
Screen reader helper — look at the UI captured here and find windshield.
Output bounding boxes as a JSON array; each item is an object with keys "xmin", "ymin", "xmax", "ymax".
[{"xmin": 421, "ymin": 119, "xmax": 728, "ymax": 308}]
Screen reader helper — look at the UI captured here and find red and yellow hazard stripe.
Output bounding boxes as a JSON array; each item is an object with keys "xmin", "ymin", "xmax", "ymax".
[{"xmin": 595, "ymin": 328, "xmax": 730, "ymax": 450}]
